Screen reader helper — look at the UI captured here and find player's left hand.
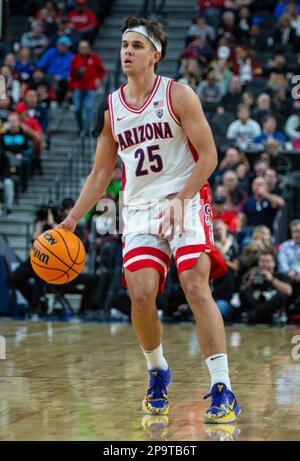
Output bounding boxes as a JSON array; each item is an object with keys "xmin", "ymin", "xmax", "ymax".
[{"xmin": 154, "ymin": 196, "xmax": 185, "ymax": 241}]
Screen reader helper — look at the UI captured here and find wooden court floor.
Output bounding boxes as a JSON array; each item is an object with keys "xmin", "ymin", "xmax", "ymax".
[{"xmin": 0, "ymin": 319, "xmax": 300, "ymax": 441}]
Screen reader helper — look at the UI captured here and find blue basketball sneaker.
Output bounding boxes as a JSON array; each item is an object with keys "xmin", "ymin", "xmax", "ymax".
[
  {"xmin": 142, "ymin": 368, "xmax": 172, "ymax": 415},
  {"xmin": 204, "ymin": 383, "xmax": 241, "ymax": 423}
]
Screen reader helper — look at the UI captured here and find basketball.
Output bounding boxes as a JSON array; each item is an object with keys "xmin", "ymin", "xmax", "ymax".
[{"xmin": 29, "ymin": 228, "xmax": 86, "ymax": 284}]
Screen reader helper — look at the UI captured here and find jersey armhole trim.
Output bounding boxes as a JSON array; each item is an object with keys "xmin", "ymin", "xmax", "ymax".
[
  {"xmin": 107, "ymin": 94, "xmax": 118, "ymax": 143},
  {"xmin": 166, "ymin": 79, "xmax": 181, "ymax": 127}
]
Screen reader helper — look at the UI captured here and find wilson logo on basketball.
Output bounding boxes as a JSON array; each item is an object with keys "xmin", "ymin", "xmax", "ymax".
[
  {"xmin": 43, "ymin": 232, "xmax": 57, "ymax": 245},
  {"xmin": 31, "ymin": 245, "xmax": 50, "ymax": 265}
]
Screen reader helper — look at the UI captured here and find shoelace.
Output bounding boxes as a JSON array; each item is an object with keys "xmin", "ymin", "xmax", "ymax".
[
  {"xmin": 148, "ymin": 373, "xmax": 168, "ymax": 399},
  {"xmin": 203, "ymin": 389, "xmax": 224, "ymax": 408}
]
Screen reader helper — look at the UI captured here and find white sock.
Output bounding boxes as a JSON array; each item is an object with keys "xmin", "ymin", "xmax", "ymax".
[
  {"xmin": 142, "ymin": 343, "xmax": 169, "ymax": 371},
  {"xmin": 205, "ymin": 353, "xmax": 231, "ymax": 391}
]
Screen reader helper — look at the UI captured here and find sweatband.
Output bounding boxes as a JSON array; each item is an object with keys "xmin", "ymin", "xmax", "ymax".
[{"xmin": 122, "ymin": 25, "xmax": 162, "ymax": 53}]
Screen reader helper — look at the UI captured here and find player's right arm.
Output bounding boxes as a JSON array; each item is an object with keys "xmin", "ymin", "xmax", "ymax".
[{"xmin": 57, "ymin": 111, "xmax": 118, "ymax": 232}]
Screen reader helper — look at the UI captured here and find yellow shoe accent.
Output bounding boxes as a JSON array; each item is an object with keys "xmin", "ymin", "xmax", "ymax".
[{"xmin": 142, "ymin": 397, "xmax": 169, "ymax": 415}]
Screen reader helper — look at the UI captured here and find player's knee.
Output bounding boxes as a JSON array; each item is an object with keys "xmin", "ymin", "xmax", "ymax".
[
  {"xmin": 183, "ymin": 279, "xmax": 211, "ymax": 306},
  {"xmin": 129, "ymin": 286, "xmax": 157, "ymax": 308}
]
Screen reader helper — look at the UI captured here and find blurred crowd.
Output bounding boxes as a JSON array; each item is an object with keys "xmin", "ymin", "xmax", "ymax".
[
  {"xmin": 0, "ymin": 0, "xmax": 106, "ymax": 216},
  {"xmin": 169, "ymin": 0, "xmax": 300, "ymax": 325},
  {"xmin": 3, "ymin": 0, "xmax": 300, "ymax": 326}
]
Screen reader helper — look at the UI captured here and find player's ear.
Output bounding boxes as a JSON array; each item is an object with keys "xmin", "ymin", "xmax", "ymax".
[{"xmin": 153, "ymin": 51, "xmax": 161, "ymax": 64}]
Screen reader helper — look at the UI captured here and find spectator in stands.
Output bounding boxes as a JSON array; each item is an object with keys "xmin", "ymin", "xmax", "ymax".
[
  {"xmin": 285, "ymin": 110, "xmax": 300, "ymax": 142},
  {"xmin": 178, "ymin": 56, "xmax": 202, "ymax": 91},
  {"xmin": 271, "ymin": 85, "xmax": 291, "ymax": 126},
  {"xmin": 264, "ymin": 139, "xmax": 292, "ymax": 174},
  {"xmin": 240, "ymin": 250, "xmax": 292, "ymax": 324},
  {"xmin": 14, "ymin": 47, "xmax": 36, "ymax": 82},
  {"xmin": 27, "ymin": 68, "xmax": 55, "ymax": 101},
  {"xmin": 254, "ymin": 115, "xmax": 287, "ymax": 146},
  {"xmin": 226, "ymin": 104, "xmax": 261, "ymax": 149},
  {"xmin": 217, "ymin": 10, "xmax": 237, "ymax": 43},
  {"xmin": 236, "ymin": 6, "xmax": 252, "ymax": 43},
  {"xmin": 20, "ymin": 20, "xmax": 49, "ymax": 58},
  {"xmin": 15, "ymin": 101, "xmax": 44, "ymax": 176},
  {"xmin": 35, "ymin": 0, "xmax": 62, "ymax": 38},
  {"xmin": 264, "ymin": 167, "xmax": 285, "ymax": 197},
  {"xmin": 240, "ymin": 90, "xmax": 255, "ymax": 113},
  {"xmin": 264, "ymin": 53, "xmax": 292, "ymax": 77},
  {"xmin": 238, "ymin": 224, "xmax": 273, "ymax": 275},
  {"xmin": 243, "ymin": 23, "xmax": 269, "ymax": 52},
  {"xmin": 212, "ymin": 193, "xmax": 237, "ymax": 233},
  {"xmin": 235, "ymin": 161, "xmax": 251, "ymax": 193},
  {"xmin": 68, "ymin": 40, "xmax": 106, "ymax": 136},
  {"xmin": 209, "ymin": 47, "xmax": 233, "ymax": 95},
  {"xmin": 267, "ymin": 71, "xmax": 288, "ymax": 94},
  {"xmin": 210, "ymin": 145, "xmax": 249, "ymax": 188},
  {"xmin": 220, "ymin": 75, "xmax": 243, "ymax": 112},
  {"xmin": 213, "ymin": 220, "xmax": 239, "ymax": 320},
  {"xmin": 222, "ymin": 169, "xmax": 248, "ymax": 214},
  {"xmin": 47, "ymin": 17, "xmax": 81, "ymax": 51},
  {"xmin": 0, "ymin": 96, "xmax": 13, "ymax": 126},
  {"xmin": 0, "ymin": 66, "xmax": 21, "ymax": 104},
  {"xmin": 231, "ymin": 45, "xmax": 263, "ymax": 84},
  {"xmin": 278, "ymin": 219, "xmax": 300, "ymax": 312},
  {"xmin": 274, "ymin": 0, "xmax": 300, "ymax": 21},
  {"xmin": 286, "ymin": 1, "xmax": 300, "ymax": 36},
  {"xmin": 0, "ymin": 112, "xmax": 32, "ymax": 192},
  {"xmin": 253, "ymin": 159, "xmax": 269, "ymax": 178},
  {"xmin": 196, "ymin": 71, "xmax": 223, "ymax": 103},
  {"xmin": 273, "ymin": 13, "xmax": 298, "ymax": 52},
  {"xmin": 186, "ymin": 15, "xmax": 216, "ymax": 44},
  {"xmin": 25, "ymin": 88, "xmax": 49, "ymax": 133},
  {"xmin": 185, "ymin": 35, "xmax": 213, "ymax": 63},
  {"xmin": 36, "ymin": 1, "xmax": 60, "ymax": 19},
  {"xmin": 0, "ymin": 151, "xmax": 14, "ymax": 216},
  {"xmin": 251, "ymin": 93, "xmax": 272, "ymax": 125},
  {"xmin": 4, "ymin": 53, "xmax": 16, "ymax": 72},
  {"xmin": 238, "ymin": 176, "xmax": 285, "ymax": 231},
  {"xmin": 67, "ymin": 0, "xmax": 98, "ymax": 44},
  {"xmin": 37, "ymin": 35, "xmax": 74, "ymax": 106},
  {"xmin": 197, "ymin": 0, "xmax": 224, "ymax": 28}
]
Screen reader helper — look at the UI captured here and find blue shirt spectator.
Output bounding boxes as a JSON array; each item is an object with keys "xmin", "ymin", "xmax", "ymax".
[
  {"xmin": 254, "ymin": 115, "xmax": 287, "ymax": 146},
  {"xmin": 37, "ymin": 36, "xmax": 74, "ymax": 79},
  {"xmin": 278, "ymin": 220, "xmax": 300, "ymax": 275},
  {"xmin": 274, "ymin": 1, "xmax": 300, "ymax": 20},
  {"xmin": 238, "ymin": 176, "xmax": 285, "ymax": 231}
]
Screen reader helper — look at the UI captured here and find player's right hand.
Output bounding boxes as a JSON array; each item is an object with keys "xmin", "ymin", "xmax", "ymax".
[{"xmin": 56, "ymin": 215, "xmax": 77, "ymax": 233}]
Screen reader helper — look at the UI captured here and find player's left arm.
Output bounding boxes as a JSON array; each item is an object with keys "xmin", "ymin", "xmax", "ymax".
[{"xmin": 171, "ymin": 82, "xmax": 218, "ymax": 201}]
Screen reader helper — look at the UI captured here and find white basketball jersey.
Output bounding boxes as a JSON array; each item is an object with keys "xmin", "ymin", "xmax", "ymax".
[{"xmin": 108, "ymin": 76, "xmax": 198, "ymax": 207}]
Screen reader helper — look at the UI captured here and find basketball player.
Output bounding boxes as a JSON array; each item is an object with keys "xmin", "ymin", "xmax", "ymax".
[{"xmin": 58, "ymin": 17, "xmax": 240, "ymax": 423}]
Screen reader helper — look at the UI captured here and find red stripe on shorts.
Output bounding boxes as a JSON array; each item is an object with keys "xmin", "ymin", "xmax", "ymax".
[{"xmin": 123, "ymin": 246, "xmax": 170, "ymax": 265}]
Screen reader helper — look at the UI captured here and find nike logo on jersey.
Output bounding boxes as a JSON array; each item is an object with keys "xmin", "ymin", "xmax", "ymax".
[{"xmin": 117, "ymin": 115, "xmax": 128, "ymax": 121}]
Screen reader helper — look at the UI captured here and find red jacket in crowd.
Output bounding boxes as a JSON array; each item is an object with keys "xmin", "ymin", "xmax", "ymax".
[
  {"xmin": 198, "ymin": 0, "xmax": 224, "ymax": 10},
  {"xmin": 68, "ymin": 53, "xmax": 106, "ymax": 91},
  {"xmin": 67, "ymin": 9, "xmax": 98, "ymax": 32}
]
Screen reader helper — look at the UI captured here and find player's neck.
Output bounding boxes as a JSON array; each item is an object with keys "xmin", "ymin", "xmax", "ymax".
[{"xmin": 125, "ymin": 72, "xmax": 158, "ymax": 102}]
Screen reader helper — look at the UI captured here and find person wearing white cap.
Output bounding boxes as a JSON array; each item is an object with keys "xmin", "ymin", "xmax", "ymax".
[{"xmin": 58, "ymin": 16, "xmax": 241, "ymax": 424}]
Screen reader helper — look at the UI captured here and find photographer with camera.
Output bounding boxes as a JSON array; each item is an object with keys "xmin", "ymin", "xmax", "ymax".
[
  {"xmin": 68, "ymin": 40, "xmax": 106, "ymax": 137},
  {"xmin": 239, "ymin": 250, "xmax": 292, "ymax": 324}
]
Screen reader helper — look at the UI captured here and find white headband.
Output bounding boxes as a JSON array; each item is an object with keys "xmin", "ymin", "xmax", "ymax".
[{"xmin": 122, "ymin": 25, "xmax": 162, "ymax": 53}]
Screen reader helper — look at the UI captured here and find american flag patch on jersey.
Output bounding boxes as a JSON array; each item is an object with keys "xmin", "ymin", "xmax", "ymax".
[{"xmin": 153, "ymin": 100, "xmax": 164, "ymax": 108}]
